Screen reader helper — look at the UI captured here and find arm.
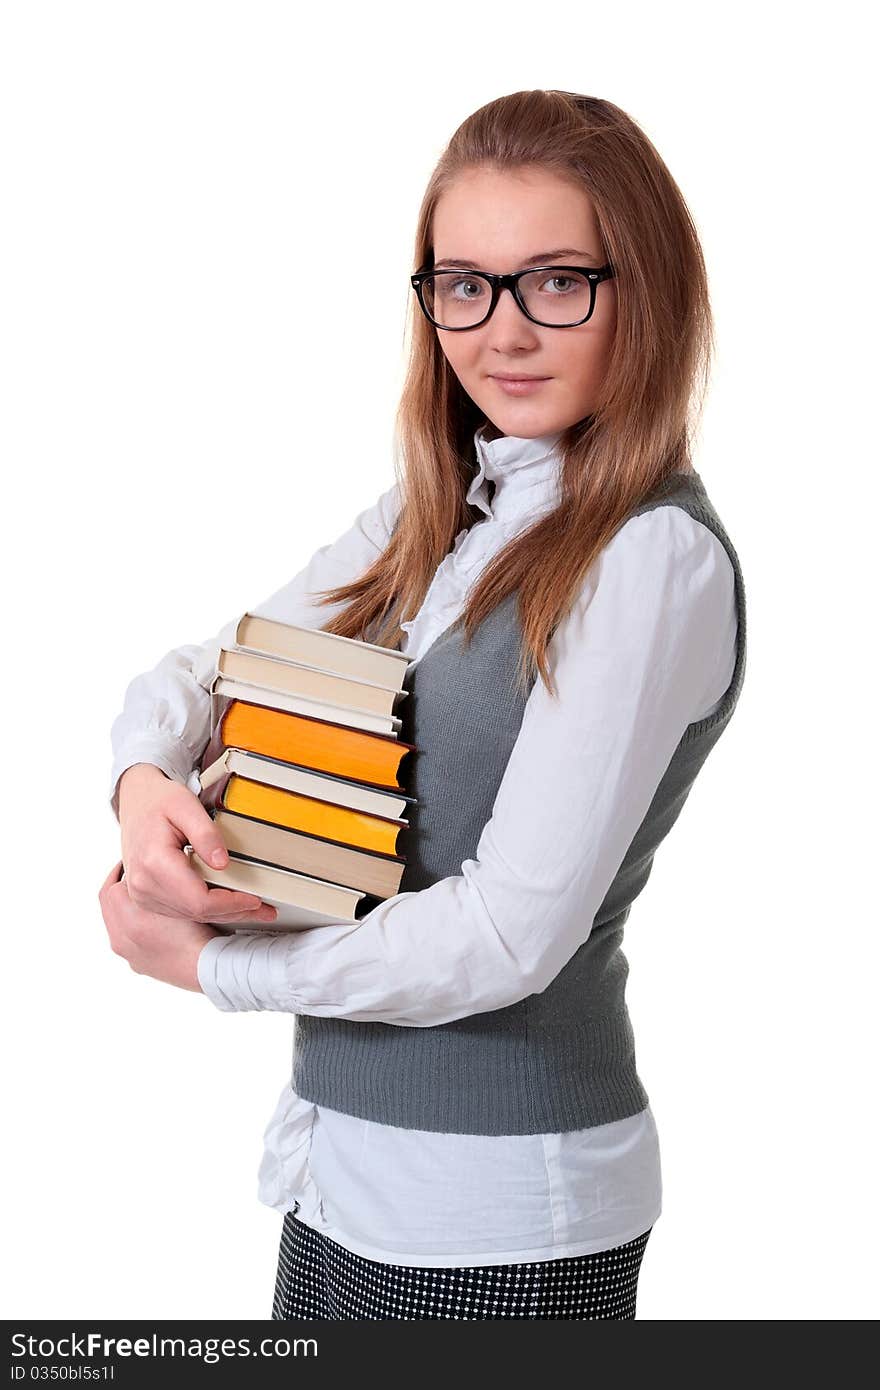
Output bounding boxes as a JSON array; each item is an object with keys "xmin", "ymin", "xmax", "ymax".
[
  {"xmin": 108, "ymin": 482, "xmax": 402, "ymax": 822},
  {"xmin": 196, "ymin": 505, "xmax": 738, "ymax": 1023}
]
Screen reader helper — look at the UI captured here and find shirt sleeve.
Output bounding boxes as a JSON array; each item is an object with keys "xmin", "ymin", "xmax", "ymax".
[
  {"xmin": 108, "ymin": 482, "xmax": 402, "ymax": 822},
  {"xmin": 196, "ymin": 505, "xmax": 739, "ymax": 1023}
]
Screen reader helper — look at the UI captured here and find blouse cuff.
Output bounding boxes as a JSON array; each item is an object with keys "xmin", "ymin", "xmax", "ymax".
[
  {"xmin": 197, "ymin": 931, "xmax": 296, "ymax": 1013},
  {"xmin": 108, "ymin": 733, "xmax": 199, "ymax": 822}
]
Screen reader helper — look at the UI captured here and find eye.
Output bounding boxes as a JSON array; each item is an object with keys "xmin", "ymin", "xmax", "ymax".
[
  {"xmin": 539, "ymin": 274, "xmax": 578, "ymax": 294},
  {"xmin": 436, "ymin": 276, "xmax": 488, "ymax": 302}
]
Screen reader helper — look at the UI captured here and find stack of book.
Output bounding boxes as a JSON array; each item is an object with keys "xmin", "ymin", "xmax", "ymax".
[{"xmin": 183, "ymin": 611, "xmax": 417, "ymax": 931}]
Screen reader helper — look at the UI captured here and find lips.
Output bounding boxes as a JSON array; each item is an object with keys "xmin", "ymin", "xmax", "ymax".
[{"xmin": 489, "ymin": 375, "xmax": 551, "ymax": 395}]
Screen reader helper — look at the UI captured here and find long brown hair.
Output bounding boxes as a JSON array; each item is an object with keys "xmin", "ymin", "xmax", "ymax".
[{"xmin": 310, "ymin": 90, "xmax": 714, "ymax": 700}]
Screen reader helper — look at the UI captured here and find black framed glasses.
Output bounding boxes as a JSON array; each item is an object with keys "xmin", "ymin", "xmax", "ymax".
[{"xmin": 410, "ymin": 263, "xmax": 615, "ymax": 330}]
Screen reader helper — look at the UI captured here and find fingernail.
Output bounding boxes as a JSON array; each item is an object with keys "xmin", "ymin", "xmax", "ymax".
[{"xmin": 211, "ymin": 850, "xmax": 227, "ymax": 867}]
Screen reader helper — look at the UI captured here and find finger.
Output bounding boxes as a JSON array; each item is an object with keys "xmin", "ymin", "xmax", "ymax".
[
  {"xmin": 189, "ymin": 882, "xmax": 276, "ymax": 922},
  {"xmin": 113, "ymin": 875, "xmax": 273, "ymax": 928},
  {"xmin": 168, "ymin": 793, "xmax": 235, "ymax": 875},
  {"xmin": 127, "ymin": 844, "xmax": 266, "ymax": 921},
  {"xmin": 99, "ymin": 859, "xmax": 125, "ymax": 898},
  {"xmin": 205, "ymin": 904, "xmax": 279, "ymax": 925},
  {"xmin": 183, "ymin": 888, "xmax": 279, "ymax": 924}
]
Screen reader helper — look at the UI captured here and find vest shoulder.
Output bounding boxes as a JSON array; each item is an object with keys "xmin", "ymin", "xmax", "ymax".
[
  {"xmin": 623, "ymin": 470, "xmax": 743, "ymax": 576},
  {"xmin": 631, "ymin": 467, "xmax": 710, "ymax": 517}
]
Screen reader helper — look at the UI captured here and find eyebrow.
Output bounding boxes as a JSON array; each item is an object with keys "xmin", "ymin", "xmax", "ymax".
[{"xmin": 432, "ymin": 247, "xmax": 602, "ymax": 270}]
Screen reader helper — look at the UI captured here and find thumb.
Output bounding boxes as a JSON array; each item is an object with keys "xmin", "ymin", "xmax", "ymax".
[{"xmin": 174, "ymin": 792, "xmax": 230, "ymax": 870}]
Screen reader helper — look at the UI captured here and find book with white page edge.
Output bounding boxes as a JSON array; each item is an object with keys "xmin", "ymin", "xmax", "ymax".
[
  {"xmin": 216, "ymin": 645, "xmax": 408, "ymax": 719},
  {"xmin": 209, "ymin": 674, "xmax": 402, "ymax": 738},
  {"xmin": 198, "ymin": 747, "xmax": 416, "ymax": 818},
  {"xmin": 184, "ymin": 845, "xmax": 370, "ymax": 930},
  {"xmin": 234, "ymin": 611, "xmax": 413, "ymax": 686}
]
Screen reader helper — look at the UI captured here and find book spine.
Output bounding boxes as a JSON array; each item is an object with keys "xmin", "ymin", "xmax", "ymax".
[
  {"xmin": 198, "ymin": 703, "xmax": 231, "ymax": 786},
  {"xmin": 198, "ymin": 766, "xmax": 231, "ymax": 815}
]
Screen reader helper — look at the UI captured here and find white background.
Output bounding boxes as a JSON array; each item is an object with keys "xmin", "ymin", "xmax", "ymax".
[{"xmin": 1, "ymin": 0, "xmax": 876, "ymax": 1322}]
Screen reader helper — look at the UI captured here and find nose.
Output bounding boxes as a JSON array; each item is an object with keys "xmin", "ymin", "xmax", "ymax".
[{"xmin": 484, "ymin": 285, "xmax": 540, "ymax": 341}]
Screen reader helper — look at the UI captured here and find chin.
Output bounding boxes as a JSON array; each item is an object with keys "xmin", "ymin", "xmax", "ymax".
[{"xmin": 484, "ymin": 406, "xmax": 556, "ymax": 435}]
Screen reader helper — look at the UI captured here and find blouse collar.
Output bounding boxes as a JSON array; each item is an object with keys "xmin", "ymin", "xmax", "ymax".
[{"xmin": 465, "ymin": 421, "xmax": 565, "ymax": 520}]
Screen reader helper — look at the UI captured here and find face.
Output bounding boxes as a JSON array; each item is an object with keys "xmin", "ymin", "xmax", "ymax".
[{"xmin": 430, "ymin": 165, "xmax": 616, "ymax": 440}]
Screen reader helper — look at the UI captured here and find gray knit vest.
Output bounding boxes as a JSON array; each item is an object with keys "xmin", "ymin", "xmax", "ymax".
[{"xmin": 291, "ymin": 468, "xmax": 747, "ymax": 1134}]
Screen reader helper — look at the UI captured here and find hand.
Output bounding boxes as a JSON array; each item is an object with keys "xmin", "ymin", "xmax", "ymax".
[
  {"xmin": 99, "ymin": 858, "xmax": 224, "ymax": 992},
  {"xmin": 116, "ymin": 763, "xmax": 278, "ymax": 926}
]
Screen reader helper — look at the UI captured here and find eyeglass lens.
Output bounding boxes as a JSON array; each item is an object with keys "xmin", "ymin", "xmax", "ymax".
[{"xmin": 421, "ymin": 269, "xmax": 593, "ymax": 328}]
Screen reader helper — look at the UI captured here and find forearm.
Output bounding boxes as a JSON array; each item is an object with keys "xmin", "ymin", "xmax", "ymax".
[{"xmin": 196, "ymin": 868, "xmax": 540, "ymax": 1023}]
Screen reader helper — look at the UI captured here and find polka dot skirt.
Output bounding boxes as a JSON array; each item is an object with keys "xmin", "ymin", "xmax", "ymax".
[{"xmin": 271, "ymin": 1212, "xmax": 652, "ymax": 1320}]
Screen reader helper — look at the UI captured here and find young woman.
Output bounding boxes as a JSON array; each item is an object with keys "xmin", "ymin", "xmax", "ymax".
[{"xmin": 101, "ymin": 90, "xmax": 747, "ymax": 1321}]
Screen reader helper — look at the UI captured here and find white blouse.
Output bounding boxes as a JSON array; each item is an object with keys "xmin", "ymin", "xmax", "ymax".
[{"xmin": 109, "ymin": 423, "xmax": 738, "ymax": 1267}]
